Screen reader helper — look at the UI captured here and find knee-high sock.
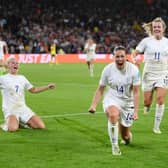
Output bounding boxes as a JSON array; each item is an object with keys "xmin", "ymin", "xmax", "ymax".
[
  {"xmin": 108, "ymin": 120, "xmax": 118, "ymax": 145},
  {"xmin": 144, "ymin": 105, "xmax": 151, "ymax": 113},
  {"xmin": 90, "ymin": 64, "xmax": 94, "ymax": 76},
  {"xmin": 154, "ymin": 104, "xmax": 164, "ymax": 130}
]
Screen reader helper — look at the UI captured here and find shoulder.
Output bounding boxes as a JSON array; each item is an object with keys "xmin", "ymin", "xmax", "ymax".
[
  {"xmin": 0, "ymin": 73, "xmax": 10, "ymax": 78},
  {"xmin": 104, "ymin": 62, "xmax": 115, "ymax": 70},
  {"xmin": 0, "ymin": 74, "xmax": 6, "ymax": 80},
  {"xmin": 162, "ymin": 36, "xmax": 168, "ymax": 42},
  {"xmin": 12, "ymin": 74, "xmax": 27, "ymax": 81},
  {"xmin": 140, "ymin": 36, "xmax": 152, "ymax": 43},
  {"xmin": 0, "ymin": 40, "xmax": 6, "ymax": 45},
  {"xmin": 101, "ymin": 63, "xmax": 114, "ymax": 74},
  {"xmin": 84, "ymin": 43, "xmax": 88, "ymax": 48},
  {"xmin": 126, "ymin": 62, "xmax": 139, "ymax": 72},
  {"xmin": 18, "ymin": 74, "xmax": 28, "ymax": 80},
  {"xmin": 0, "ymin": 74, "xmax": 13, "ymax": 82}
]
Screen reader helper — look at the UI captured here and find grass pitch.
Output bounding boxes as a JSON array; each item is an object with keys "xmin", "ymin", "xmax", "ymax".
[{"xmin": 0, "ymin": 63, "xmax": 167, "ymax": 168}]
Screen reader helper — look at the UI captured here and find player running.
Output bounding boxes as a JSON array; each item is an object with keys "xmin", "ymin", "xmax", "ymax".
[
  {"xmin": 84, "ymin": 38, "xmax": 96, "ymax": 77},
  {"xmin": 88, "ymin": 46, "xmax": 140, "ymax": 155},
  {"xmin": 133, "ymin": 17, "xmax": 168, "ymax": 134}
]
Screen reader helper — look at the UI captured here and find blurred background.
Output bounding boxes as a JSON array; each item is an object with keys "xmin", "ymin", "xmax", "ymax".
[{"xmin": 0, "ymin": 0, "xmax": 168, "ymax": 54}]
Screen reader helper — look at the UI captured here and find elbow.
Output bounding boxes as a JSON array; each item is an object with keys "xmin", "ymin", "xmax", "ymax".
[{"xmin": 29, "ymin": 88, "xmax": 37, "ymax": 93}]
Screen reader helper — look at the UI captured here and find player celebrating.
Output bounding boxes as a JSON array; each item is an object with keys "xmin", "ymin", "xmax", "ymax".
[
  {"xmin": 133, "ymin": 17, "xmax": 168, "ymax": 134},
  {"xmin": 84, "ymin": 38, "xmax": 96, "ymax": 77},
  {"xmin": 88, "ymin": 46, "xmax": 140, "ymax": 155},
  {"xmin": 0, "ymin": 57, "xmax": 56, "ymax": 132}
]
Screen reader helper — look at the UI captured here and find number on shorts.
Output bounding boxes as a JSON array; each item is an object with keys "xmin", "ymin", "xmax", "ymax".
[
  {"xmin": 126, "ymin": 113, "xmax": 133, "ymax": 121},
  {"xmin": 164, "ymin": 76, "xmax": 168, "ymax": 85}
]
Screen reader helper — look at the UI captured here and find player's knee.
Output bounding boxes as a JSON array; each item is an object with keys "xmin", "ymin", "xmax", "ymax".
[
  {"xmin": 35, "ymin": 122, "xmax": 45, "ymax": 129},
  {"xmin": 144, "ymin": 99, "xmax": 152, "ymax": 106},
  {"xmin": 156, "ymin": 96, "xmax": 164, "ymax": 105},
  {"xmin": 108, "ymin": 112, "xmax": 119, "ymax": 122},
  {"xmin": 8, "ymin": 125, "xmax": 19, "ymax": 132},
  {"xmin": 39, "ymin": 123, "xmax": 45, "ymax": 129}
]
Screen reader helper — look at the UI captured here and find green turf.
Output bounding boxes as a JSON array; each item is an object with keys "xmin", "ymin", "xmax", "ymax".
[{"xmin": 0, "ymin": 63, "xmax": 167, "ymax": 168}]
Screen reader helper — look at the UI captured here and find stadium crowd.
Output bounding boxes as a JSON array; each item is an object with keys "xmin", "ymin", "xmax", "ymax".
[{"xmin": 0, "ymin": 0, "xmax": 168, "ymax": 54}]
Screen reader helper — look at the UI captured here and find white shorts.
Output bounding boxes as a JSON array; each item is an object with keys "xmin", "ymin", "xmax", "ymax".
[
  {"xmin": 142, "ymin": 71, "xmax": 168, "ymax": 91},
  {"xmin": 3, "ymin": 105, "xmax": 35, "ymax": 124},
  {"xmin": 86, "ymin": 54, "xmax": 94, "ymax": 61},
  {"xmin": 103, "ymin": 96, "xmax": 134, "ymax": 127}
]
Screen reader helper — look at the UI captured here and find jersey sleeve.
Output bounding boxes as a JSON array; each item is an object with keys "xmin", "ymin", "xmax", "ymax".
[
  {"xmin": 132, "ymin": 66, "xmax": 141, "ymax": 86},
  {"xmin": 23, "ymin": 76, "xmax": 33, "ymax": 90},
  {"xmin": 93, "ymin": 44, "xmax": 96, "ymax": 51},
  {"xmin": 0, "ymin": 76, "xmax": 3, "ymax": 89},
  {"xmin": 84, "ymin": 43, "xmax": 88, "ymax": 50},
  {"xmin": 136, "ymin": 38, "xmax": 147, "ymax": 53},
  {"xmin": 99, "ymin": 66, "xmax": 108, "ymax": 86}
]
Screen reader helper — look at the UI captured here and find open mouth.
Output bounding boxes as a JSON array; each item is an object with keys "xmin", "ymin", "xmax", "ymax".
[
  {"xmin": 154, "ymin": 31, "xmax": 161, "ymax": 33},
  {"xmin": 117, "ymin": 62, "xmax": 124, "ymax": 65}
]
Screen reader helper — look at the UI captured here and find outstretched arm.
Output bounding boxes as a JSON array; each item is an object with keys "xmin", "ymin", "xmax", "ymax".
[
  {"xmin": 88, "ymin": 85, "xmax": 105, "ymax": 113},
  {"xmin": 29, "ymin": 83, "xmax": 56, "ymax": 93}
]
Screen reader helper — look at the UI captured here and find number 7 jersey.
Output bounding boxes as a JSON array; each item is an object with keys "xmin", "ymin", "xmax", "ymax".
[{"xmin": 0, "ymin": 73, "xmax": 33, "ymax": 112}]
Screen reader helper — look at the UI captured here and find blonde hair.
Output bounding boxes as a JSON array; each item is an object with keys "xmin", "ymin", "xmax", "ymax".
[
  {"xmin": 142, "ymin": 17, "xmax": 166, "ymax": 36},
  {"xmin": 6, "ymin": 56, "xmax": 16, "ymax": 64}
]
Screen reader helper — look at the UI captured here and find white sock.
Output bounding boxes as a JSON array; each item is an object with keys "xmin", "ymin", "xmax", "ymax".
[
  {"xmin": 144, "ymin": 106, "xmax": 150, "ymax": 113},
  {"xmin": 90, "ymin": 64, "xmax": 94, "ymax": 76},
  {"xmin": 108, "ymin": 120, "xmax": 118, "ymax": 146},
  {"xmin": 154, "ymin": 104, "xmax": 164, "ymax": 130}
]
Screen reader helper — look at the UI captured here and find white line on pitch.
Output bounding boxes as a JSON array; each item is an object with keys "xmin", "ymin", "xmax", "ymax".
[
  {"xmin": 40, "ymin": 111, "xmax": 103, "ymax": 119},
  {"xmin": 40, "ymin": 106, "xmax": 163, "ymax": 119}
]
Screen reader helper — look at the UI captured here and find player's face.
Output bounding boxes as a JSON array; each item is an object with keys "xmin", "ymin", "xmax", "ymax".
[
  {"xmin": 152, "ymin": 21, "xmax": 164, "ymax": 38},
  {"xmin": 114, "ymin": 50, "xmax": 127, "ymax": 69},
  {"xmin": 7, "ymin": 59, "xmax": 19, "ymax": 74}
]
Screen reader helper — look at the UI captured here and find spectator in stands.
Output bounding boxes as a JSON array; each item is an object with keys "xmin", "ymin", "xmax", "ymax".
[{"xmin": 0, "ymin": 0, "xmax": 168, "ymax": 54}]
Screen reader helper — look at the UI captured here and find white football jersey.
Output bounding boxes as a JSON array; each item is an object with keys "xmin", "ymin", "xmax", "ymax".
[
  {"xmin": 0, "ymin": 40, "xmax": 7, "ymax": 59},
  {"xmin": 0, "ymin": 74, "xmax": 33, "ymax": 112},
  {"xmin": 100, "ymin": 62, "xmax": 140, "ymax": 101},
  {"xmin": 84, "ymin": 43, "xmax": 96, "ymax": 56},
  {"xmin": 136, "ymin": 36, "xmax": 168, "ymax": 72}
]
